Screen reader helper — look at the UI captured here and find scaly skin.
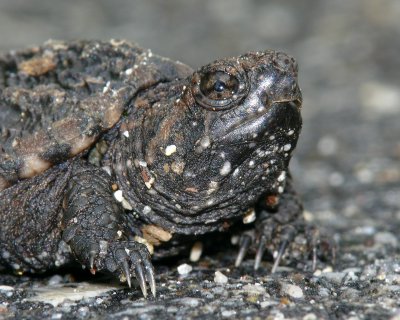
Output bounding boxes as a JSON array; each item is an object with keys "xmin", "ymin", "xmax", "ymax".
[{"xmin": 0, "ymin": 41, "xmax": 332, "ymax": 298}]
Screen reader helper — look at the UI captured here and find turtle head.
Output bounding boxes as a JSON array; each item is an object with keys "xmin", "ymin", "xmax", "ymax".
[{"xmin": 116, "ymin": 51, "xmax": 302, "ymax": 233}]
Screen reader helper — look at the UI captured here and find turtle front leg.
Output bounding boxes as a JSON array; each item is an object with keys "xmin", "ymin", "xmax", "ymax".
[
  {"xmin": 62, "ymin": 163, "xmax": 155, "ymax": 297},
  {"xmin": 235, "ymin": 175, "xmax": 335, "ymax": 271}
]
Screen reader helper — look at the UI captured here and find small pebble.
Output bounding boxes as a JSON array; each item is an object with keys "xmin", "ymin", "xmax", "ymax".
[
  {"xmin": 374, "ymin": 232, "xmax": 398, "ymax": 247},
  {"xmin": 177, "ymin": 263, "xmax": 192, "ymax": 275},
  {"xmin": 221, "ymin": 310, "xmax": 236, "ymax": 317},
  {"xmin": 321, "ymin": 271, "xmax": 346, "ymax": 284},
  {"xmin": 47, "ymin": 275, "xmax": 63, "ymax": 286},
  {"xmin": 77, "ymin": 306, "xmax": 89, "ymax": 317},
  {"xmin": 178, "ymin": 297, "xmax": 202, "ymax": 307},
  {"xmin": 281, "ymin": 284, "xmax": 304, "ymax": 299},
  {"xmin": 242, "ymin": 284, "xmax": 267, "ymax": 295},
  {"xmin": 214, "ymin": 271, "xmax": 228, "ymax": 284},
  {"xmin": 303, "ymin": 313, "xmax": 318, "ymax": 320},
  {"xmin": 0, "ymin": 285, "xmax": 14, "ymax": 291}
]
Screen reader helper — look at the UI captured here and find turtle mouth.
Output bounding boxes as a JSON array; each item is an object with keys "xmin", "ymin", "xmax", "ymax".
[{"xmin": 216, "ymin": 100, "xmax": 302, "ymax": 145}]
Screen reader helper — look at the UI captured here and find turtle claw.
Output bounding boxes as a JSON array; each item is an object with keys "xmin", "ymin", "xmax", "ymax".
[
  {"xmin": 235, "ymin": 233, "xmax": 253, "ymax": 267},
  {"xmin": 134, "ymin": 260, "xmax": 147, "ymax": 298},
  {"xmin": 121, "ymin": 259, "xmax": 132, "ymax": 288},
  {"xmin": 254, "ymin": 234, "xmax": 267, "ymax": 270},
  {"xmin": 144, "ymin": 259, "xmax": 156, "ymax": 297},
  {"xmin": 87, "ymin": 240, "xmax": 155, "ymax": 298},
  {"xmin": 271, "ymin": 240, "xmax": 288, "ymax": 273},
  {"xmin": 234, "ymin": 220, "xmax": 334, "ymax": 272},
  {"xmin": 89, "ymin": 250, "xmax": 97, "ymax": 274}
]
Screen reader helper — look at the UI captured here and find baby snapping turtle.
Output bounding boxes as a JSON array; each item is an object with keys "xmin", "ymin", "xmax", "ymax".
[{"xmin": 0, "ymin": 40, "xmax": 324, "ymax": 297}]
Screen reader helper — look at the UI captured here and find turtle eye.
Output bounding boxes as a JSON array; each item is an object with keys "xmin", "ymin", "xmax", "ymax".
[
  {"xmin": 200, "ymin": 71, "xmax": 239, "ymax": 101},
  {"xmin": 191, "ymin": 64, "xmax": 248, "ymax": 110}
]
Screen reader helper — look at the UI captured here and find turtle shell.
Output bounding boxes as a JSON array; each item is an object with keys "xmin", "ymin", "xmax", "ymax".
[{"xmin": 0, "ymin": 40, "xmax": 193, "ymax": 190}]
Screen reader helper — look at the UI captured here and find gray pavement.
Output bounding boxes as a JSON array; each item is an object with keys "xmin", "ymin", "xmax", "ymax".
[{"xmin": 0, "ymin": 1, "xmax": 399, "ymax": 319}]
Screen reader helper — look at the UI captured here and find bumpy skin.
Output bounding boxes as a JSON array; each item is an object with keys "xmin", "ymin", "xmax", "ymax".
[{"xmin": 0, "ymin": 40, "xmax": 323, "ymax": 297}]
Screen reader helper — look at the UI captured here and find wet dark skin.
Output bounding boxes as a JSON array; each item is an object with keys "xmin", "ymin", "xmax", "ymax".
[{"xmin": 0, "ymin": 40, "xmax": 330, "ymax": 298}]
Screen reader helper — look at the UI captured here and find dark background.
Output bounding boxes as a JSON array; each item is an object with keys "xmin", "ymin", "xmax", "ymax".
[{"xmin": 1, "ymin": 0, "xmax": 400, "ymax": 319}]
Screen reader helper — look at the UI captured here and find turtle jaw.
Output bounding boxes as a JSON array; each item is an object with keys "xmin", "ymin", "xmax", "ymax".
[{"xmin": 210, "ymin": 100, "xmax": 302, "ymax": 163}]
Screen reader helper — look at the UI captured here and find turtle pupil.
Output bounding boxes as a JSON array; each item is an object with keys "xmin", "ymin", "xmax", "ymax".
[{"xmin": 214, "ymin": 80, "xmax": 226, "ymax": 92}]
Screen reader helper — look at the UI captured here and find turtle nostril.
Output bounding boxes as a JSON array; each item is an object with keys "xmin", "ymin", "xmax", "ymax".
[
  {"xmin": 258, "ymin": 91, "xmax": 270, "ymax": 108},
  {"xmin": 291, "ymin": 98, "xmax": 302, "ymax": 109}
]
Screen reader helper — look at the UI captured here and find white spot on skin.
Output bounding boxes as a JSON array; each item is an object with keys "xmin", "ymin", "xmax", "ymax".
[
  {"xmin": 189, "ymin": 241, "xmax": 203, "ymax": 262},
  {"xmin": 288, "ymin": 130, "xmax": 294, "ymax": 136},
  {"xmin": 102, "ymin": 166, "xmax": 112, "ymax": 176},
  {"xmin": 269, "ymin": 135, "xmax": 275, "ymax": 141},
  {"xmin": 114, "ymin": 190, "xmax": 133, "ymax": 210},
  {"xmin": 165, "ymin": 145, "xmax": 177, "ymax": 156},
  {"xmin": 138, "ymin": 160, "xmax": 147, "ymax": 167},
  {"xmin": 257, "ymin": 106, "xmax": 266, "ymax": 113},
  {"xmin": 102, "ymin": 81, "xmax": 111, "ymax": 94},
  {"xmin": 277, "ymin": 171, "xmax": 286, "ymax": 182},
  {"xmin": 230, "ymin": 235, "xmax": 239, "ymax": 245},
  {"xmin": 125, "ymin": 68, "xmax": 133, "ymax": 75},
  {"xmin": 220, "ymin": 161, "xmax": 231, "ymax": 176},
  {"xmin": 117, "ymin": 230, "xmax": 123, "ymax": 238},
  {"xmin": 113, "ymin": 190, "xmax": 124, "ymax": 202},
  {"xmin": 283, "ymin": 144, "xmax": 291, "ymax": 151},
  {"xmin": 143, "ymin": 206, "xmax": 152, "ymax": 214},
  {"xmin": 233, "ymin": 168, "xmax": 240, "ymax": 177},
  {"xmin": 122, "ymin": 199, "xmax": 133, "ymax": 210},
  {"xmin": 278, "ymin": 186, "xmax": 284, "ymax": 193},
  {"xmin": 124, "ymin": 248, "xmax": 130, "ymax": 255},
  {"xmin": 123, "ymin": 131, "xmax": 129, "ymax": 138},
  {"xmin": 248, "ymin": 160, "xmax": 255, "ymax": 168},
  {"xmin": 200, "ymin": 136, "xmax": 210, "ymax": 148},
  {"xmin": 207, "ymin": 181, "xmax": 219, "ymax": 194},
  {"xmin": 243, "ymin": 208, "xmax": 256, "ymax": 224},
  {"xmin": 99, "ymin": 240, "xmax": 108, "ymax": 255}
]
